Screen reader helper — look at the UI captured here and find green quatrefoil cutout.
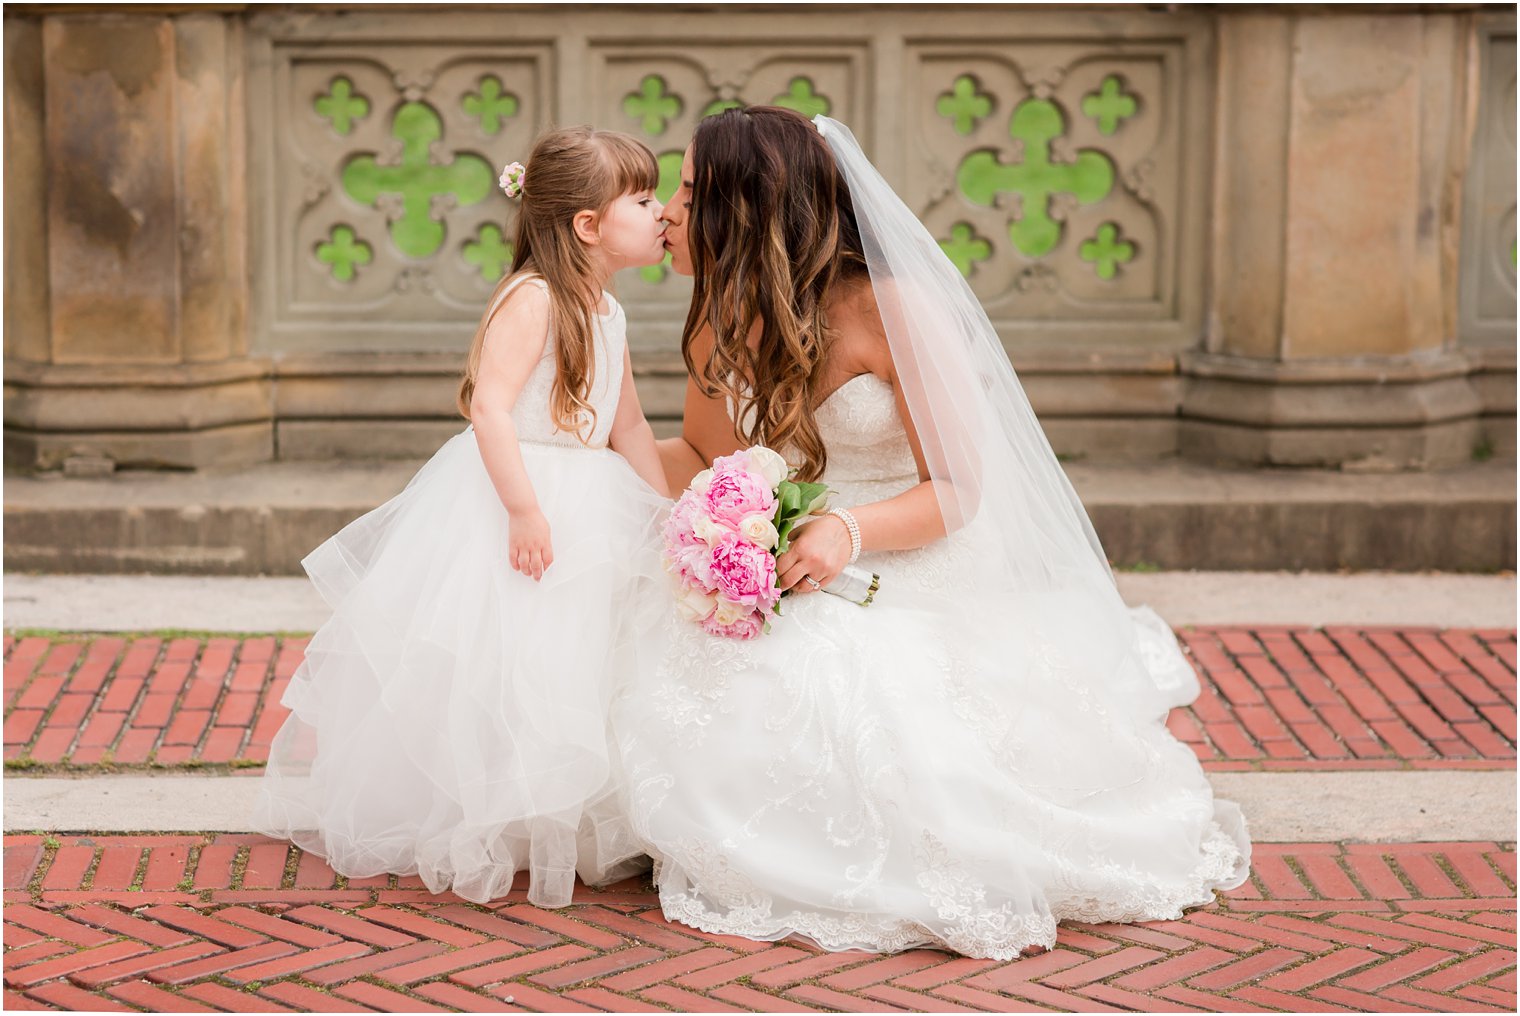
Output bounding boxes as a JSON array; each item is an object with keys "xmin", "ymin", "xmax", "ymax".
[
  {"xmin": 773, "ymin": 76, "xmax": 830, "ymax": 118},
  {"xmin": 1079, "ymin": 222, "xmax": 1135, "ymax": 280},
  {"xmin": 625, "ymin": 75, "xmax": 682, "ymax": 136},
  {"xmin": 939, "ymin": 222, "xmax": 992, "ymax": 278},
  {"xmin": 463, "ymin": 223, "xmax": 513, "ymax": 282},
  {"xmin": 937, "ymin": 75, "xmax": 993, "ymax": 136},
  {"xmin": 315, "ymin": 76, "xmax": 369, "ymax": 136},
  {"xmin": 316, "ymin": 225, "xmax": 372, "ymax": 281},
  {"xmin": 640, "ymin": 252, "xmax": 674, "ymax": 284},
  {"xmin": 702, "ymin": 98, "xmax": 744, "ymax": 118},
  {"xmin": 956, "ymin": 99, "xmax": 1114, "ymax": 258},
  {"xmin": 1082, "ymin": 76, "xmax": 1138, "ymax": 137},
  {"xmin": 462, "ymin": 76, "xmax": 519, "ymax": 135},
  {"xmin": 341, "ymin": 102, "xmax": 494, "ymax": 260},
  {"xmin": 655, "ymin": 150, "xmax": 685, "ymax": 204}
]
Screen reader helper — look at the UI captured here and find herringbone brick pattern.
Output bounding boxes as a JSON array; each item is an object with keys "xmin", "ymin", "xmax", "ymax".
[
  {"xmin": 3, "ymin": 836, "xmax": 1514, "ymax": 1012},
  {"xmin": 3, "ymin": 628, "xmax": 1515, "ymax": 772}
]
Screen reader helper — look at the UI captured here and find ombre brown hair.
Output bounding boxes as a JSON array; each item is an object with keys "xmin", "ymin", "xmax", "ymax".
[
  {"xmin": 683, "ymin": 105, "xmax": 868, "ymax": 481},
  {"xmin": 458, "ymin": 126, "xmax": 658, "ymax": 440}
]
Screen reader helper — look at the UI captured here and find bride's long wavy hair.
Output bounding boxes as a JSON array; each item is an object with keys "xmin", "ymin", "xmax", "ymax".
[{"xmin": 683, "ymin": 105, "xmax": 868, "ymax": 482}]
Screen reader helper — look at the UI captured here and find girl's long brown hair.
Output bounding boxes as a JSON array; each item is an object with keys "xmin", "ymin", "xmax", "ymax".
[
  {"xmin": 683, "ymin": 105, "xmax": 868, "ymax": 481},
  {"xmin": 458, "ymin": 126, "xmax": 658, "ymax": 440}
]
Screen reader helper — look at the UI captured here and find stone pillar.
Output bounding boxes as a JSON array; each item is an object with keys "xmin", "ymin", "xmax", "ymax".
[
  {"xmin": 3, "ymin": 12, "xmax": 270, "ymax": 471},
  {"xmin": 1182, "ymin": 12, "xmax": 1488, "ymax": 470}
]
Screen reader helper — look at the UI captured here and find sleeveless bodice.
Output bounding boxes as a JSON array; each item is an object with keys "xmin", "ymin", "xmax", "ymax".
[
  {"xmin": 811, "ymin": 373, "xmax": 919, "ymax": 507},
  {"xmin": 502, "ymin": 278, "xmax": 626, "ymax": 449},
  {"xmin": 777, "ymin": 371, "xmax": 988, "ymax": 594}
]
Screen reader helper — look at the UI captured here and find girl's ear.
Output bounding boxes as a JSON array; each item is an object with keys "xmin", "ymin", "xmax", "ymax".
[{"xmin": 572, "ymin": 209, "xmax": 600, "ymax": 246}]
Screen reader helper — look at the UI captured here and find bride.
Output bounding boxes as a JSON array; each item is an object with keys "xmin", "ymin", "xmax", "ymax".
[{"xmin": 613, "ymin": 106, "xmax": 1251, "ymax": 960}]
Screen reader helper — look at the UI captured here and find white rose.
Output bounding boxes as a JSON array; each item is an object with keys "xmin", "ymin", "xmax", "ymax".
[
  {"xmin": 738, "ymin": 513, "xmax": 779, "ymax": 550},
  {"xmin": 692, "ymin": 513, "xmax": 726, "ymax": 545},
  {"xmin": 690, "ymin": 468, "xmax": 715, "ymax": 496},
  {"xmin": 675, "ymin": 585, "xmax": 717, "ymax": 622},
  {"xmin": 713, "ymin": 597, "xmax": 749, "ymax": 625},
  {"xmin": 746, "ymin": 446, "xmax": 788, "ymax": 489}
]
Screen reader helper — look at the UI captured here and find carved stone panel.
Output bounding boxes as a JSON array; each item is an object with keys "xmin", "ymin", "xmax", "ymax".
[
  {"xmin": 905, "ymin": 29, "xmax": 1207, "ymax": 350},
  {"xmin": 1460, "ymin": 25, "xmax": 1517, "ymax": 347},
  {"xmin": 250, "ymin": 23, "xmax": 550, "ymax": 352}
]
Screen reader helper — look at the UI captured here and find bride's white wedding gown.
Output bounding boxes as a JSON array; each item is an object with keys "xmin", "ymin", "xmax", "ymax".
[{"xmin": 615, "ymin": 372, "xmax": 1251, "ymax": 960}]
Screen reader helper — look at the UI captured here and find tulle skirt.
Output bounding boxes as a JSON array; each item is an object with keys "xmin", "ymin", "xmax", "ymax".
[
  {"xmin": 614, "ymin": 514, "xmax": 1251, "ymax": 960},
  {"xmin": 252, "ymin": 428, "xmax": 667, "ymax": 907}
]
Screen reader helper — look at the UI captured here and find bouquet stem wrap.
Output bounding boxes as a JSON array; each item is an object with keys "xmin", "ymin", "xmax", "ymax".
[{"xmin": 822, "ymin": 564, "xmax": 880, "ymax": 606}]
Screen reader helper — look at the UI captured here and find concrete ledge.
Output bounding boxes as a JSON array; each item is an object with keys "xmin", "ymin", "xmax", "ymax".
[
  {"xmin": 5, "ymin": 571, "xmax": 1513, "ymax": 632},
  {"xmin": 3, "ymin": 457, "xmax": 1513, "ymax": 574},
  {"xmin": 7, "ymin": 770, "xmax": 1513, "ymax": 843}
]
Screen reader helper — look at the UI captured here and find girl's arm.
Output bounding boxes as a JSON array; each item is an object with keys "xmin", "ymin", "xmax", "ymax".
[
  {"xmin": 656, "ymin": 323, "xmax": 743, "ymax": 490},
  {"xmin": 608, "ymin": 350, "xmax": 670, "ymax": 497},
  {"xmin": 471, "ymin": 283, "xmax": 556, "ymax": 580}
]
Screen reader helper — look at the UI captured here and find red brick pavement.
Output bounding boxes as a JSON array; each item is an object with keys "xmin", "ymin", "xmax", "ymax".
[
  {"xmin": 1, "ymin": 835, "xmax": 1513, "ymax": 1013},
  {"xmin": 3, "ymin": 626, "xmax": 1517, "ymax": 1011},
  {"xmin": 3, "ymin": 628, "xmax": 1515, "ymax": 772}
]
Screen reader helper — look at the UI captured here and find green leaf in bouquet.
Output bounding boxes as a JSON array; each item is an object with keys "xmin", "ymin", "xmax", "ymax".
[
  {"xmin": 777, "ymin": 481, "xmax": 804, "ymax": 515},
  {"xmin": 793, "ymin": 482, "xmax": 830, "ymax": 514}
]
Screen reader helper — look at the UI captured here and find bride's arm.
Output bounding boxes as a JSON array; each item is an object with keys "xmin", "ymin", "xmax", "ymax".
[
  {"xmin": 656, "ymin": 324, "xmax": 743, "ymax": 491},
  {"xmin": 774, "ymin": 336, "xmax": 948, "ymax": 595}
]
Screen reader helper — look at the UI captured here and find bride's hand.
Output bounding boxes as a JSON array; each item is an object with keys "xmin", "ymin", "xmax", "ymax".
[{"xmin": 775, "ymin": 515, "xmax": 852, "ymax": 595}]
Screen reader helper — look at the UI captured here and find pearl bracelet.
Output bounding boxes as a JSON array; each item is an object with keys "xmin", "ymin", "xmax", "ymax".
[{"xmin": 827, "ymin": 507, "xmax": 862, "ymax": 565}]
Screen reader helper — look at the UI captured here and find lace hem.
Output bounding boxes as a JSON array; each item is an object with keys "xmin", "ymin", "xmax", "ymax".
[
  {"xmin": 661, "ymin": 885, "xmax": 1063, "ymax": 961},
  {"xmin": 651, "ymin": 818, "xmax": 1248, "ymax": 962}
]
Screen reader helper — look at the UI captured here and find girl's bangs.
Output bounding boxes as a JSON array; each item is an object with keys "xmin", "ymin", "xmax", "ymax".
[{"xmin": 600, "ymin": 133, "xmax": 660, "ymax": 196}]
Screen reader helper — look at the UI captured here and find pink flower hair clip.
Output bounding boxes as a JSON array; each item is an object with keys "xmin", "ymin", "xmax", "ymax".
[{"xmin": 499, "ymin": 161, "xmax": 526, "ymax": 198}]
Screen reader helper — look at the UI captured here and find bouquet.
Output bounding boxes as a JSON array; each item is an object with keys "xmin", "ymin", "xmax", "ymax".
[{"xmin": 662, "ymin": 446, "xmax": 877, "ymax": 640}]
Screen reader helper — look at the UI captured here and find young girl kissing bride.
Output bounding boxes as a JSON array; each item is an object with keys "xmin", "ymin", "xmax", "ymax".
[{"xmin": 254, "ymin": 125, "xmax": 671, "ymax": 909}]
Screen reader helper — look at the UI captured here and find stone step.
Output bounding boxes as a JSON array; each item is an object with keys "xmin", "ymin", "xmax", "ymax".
[{"xmin": 3, "ymin": 459, "xmax": 1514, "ymax": 574}]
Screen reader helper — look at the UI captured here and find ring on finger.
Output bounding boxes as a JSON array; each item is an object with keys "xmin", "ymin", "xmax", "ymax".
[{"xmin": 804, "ymin": 575, "xmax": 822, "ymax": 590}]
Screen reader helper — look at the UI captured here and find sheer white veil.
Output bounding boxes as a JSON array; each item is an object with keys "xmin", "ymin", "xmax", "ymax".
[
  {"xmin": 812, "ymin": 115, "xmax": 1235, "ymax": 804},
  {"xmin": 815, "ymin": 114, "xmax": 1115, "ymax": 596}
]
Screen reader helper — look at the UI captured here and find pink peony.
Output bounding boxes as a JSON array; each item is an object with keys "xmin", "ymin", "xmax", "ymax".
[
  {"xmin": 704, "ymin": 467, "xmax": 776, "ymax": 527},
  {"xmin": 708, "ymin": 531, "xmax": 779, "ymax": 608},
  {"xmin": 701, "ymin": 608, "xmax": 766, "ymax": 640},
  {"xmin": 710, "ymin": 450, "xmax": 754, "ymax": 476},
  {"xmin": 662, "ymin": 494, "xmax": 714, "ymax": 587},
  {"xmin": 667, "ymin": 539, "xmax": 716, "ymax": 589},
  {"xmin": 662, "ymin": 490, "xmax": 707, "ymax": 549}
]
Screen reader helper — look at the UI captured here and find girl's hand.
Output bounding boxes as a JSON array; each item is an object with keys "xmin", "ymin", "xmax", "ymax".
[
  {"xmin": 508, "ymin": 508, "xmax": 554, "ymax": 581},
  {"xmin": 775, "ymin": 515, "xmax": 851, "ymax": 596}
]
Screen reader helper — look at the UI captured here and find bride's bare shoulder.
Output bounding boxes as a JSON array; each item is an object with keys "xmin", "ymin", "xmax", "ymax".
[{"xmin": 827, "ymin": 273, "xmax": 895, "ymax": 377}]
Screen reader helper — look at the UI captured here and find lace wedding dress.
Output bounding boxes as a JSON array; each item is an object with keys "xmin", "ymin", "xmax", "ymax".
[
  {"xmin": 614, "ymin": 372, "xmax": 1251, "ymax": 960},
  {"xmin": 254, "ymin": 278, "xmax": 667, "ymax": 908}
]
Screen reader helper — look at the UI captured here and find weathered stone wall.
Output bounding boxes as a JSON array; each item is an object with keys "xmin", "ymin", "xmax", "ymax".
[{"xmin": 3, "ymin": 4, "xmax": 1514, "ymax": 472}]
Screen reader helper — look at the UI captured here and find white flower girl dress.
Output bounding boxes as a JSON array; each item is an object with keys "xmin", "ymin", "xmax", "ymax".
[{"xmin": 254, "ymin": 277, "xmax": 667, "ymax": 908}]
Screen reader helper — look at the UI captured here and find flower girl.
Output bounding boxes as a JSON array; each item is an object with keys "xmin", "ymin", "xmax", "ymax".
[{"xmin": 254, "ymin": 126, "xmax": 671, "ymax": 908}]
